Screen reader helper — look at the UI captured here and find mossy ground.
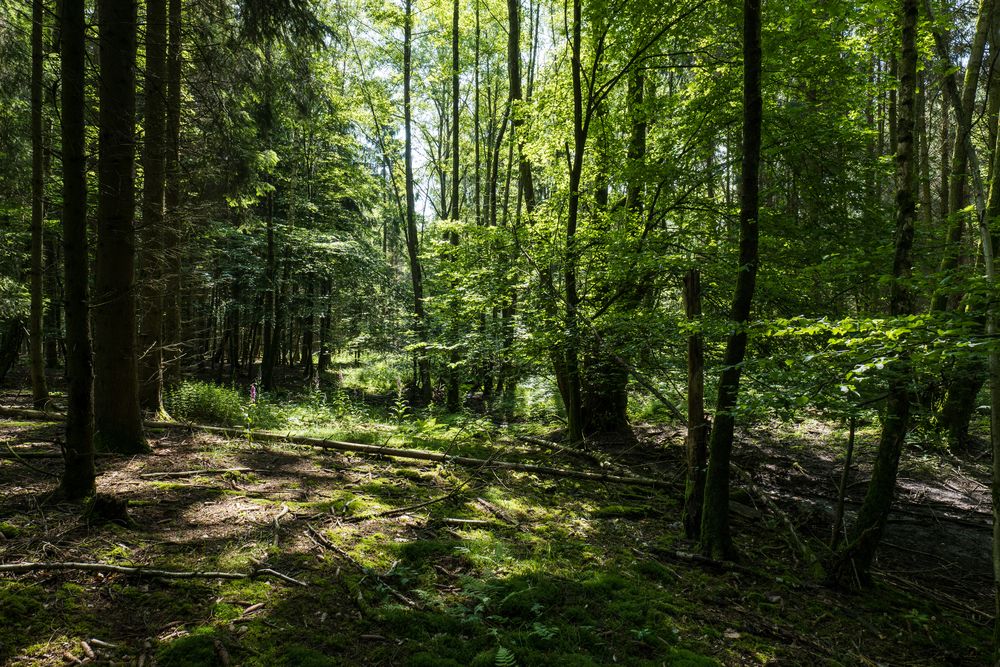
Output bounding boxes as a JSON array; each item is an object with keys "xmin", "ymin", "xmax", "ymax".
[{"xmin": 0, "ymin": 378, "xmax": 992, "ymax": 666}]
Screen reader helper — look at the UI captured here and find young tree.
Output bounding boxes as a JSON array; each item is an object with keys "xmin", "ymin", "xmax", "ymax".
[
  {"xmin": 139, "ymin": 0, "xmax": 169, "ymax": 413},
  {"xmin": 699, "ymin": 0, "xmax": 763, "ymax": 560},
  {"xmin": 29, "ymin": 0, "xmax": 48, "ymax": 409},
  {"xmin": 828, "ymin": 0, "xmax": 919, "ymax": 587}
]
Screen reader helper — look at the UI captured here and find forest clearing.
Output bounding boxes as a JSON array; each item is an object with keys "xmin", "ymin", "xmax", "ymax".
[{"xmin": 4, "ymin": 0, "xmax": 1000, "ymax": 663}]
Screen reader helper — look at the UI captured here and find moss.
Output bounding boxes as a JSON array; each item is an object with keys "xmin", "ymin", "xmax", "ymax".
[
  {"xmin": 251, "ymin": 643, "xmax": 338, "ymax": 667},
  {"xmin": 591, "ymin": 504, "xmax": 657, "ymax": 519},
  {"xmin": 0, "ymin": 520, "xmax": 23, "ymax": 538},
  {"xmin": 156, "ymin": 628, "xmax": 220, "ymax": 667}
]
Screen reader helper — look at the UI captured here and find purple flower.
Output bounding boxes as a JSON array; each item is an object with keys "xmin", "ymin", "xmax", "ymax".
[{"xmin": 250, "ymin": 383, "xmax": 258, "ymax": 403}]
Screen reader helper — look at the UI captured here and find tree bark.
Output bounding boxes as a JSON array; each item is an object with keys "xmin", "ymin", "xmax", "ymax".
[
  {"xmin": 683, "ymin": 269, "xmax": 708, "ymax": 539},
  {"xmin": 446, "ymin": 0, "xmax": 462, "ymax": 412},
  {"xmin": 699, "ymin": 0, "xmax": 762, "ymax": 561},
  {"xmin": 828, "ymin": 0, "xmax": 918, "ymax": 587},
  {"xmin": 93, "ymin": 0, "xmax": 148, "ymax": 454},
  {"xmin": 404, "ymin": 0, "xmax": 432, "ymax": 405},
  {"xmin": 163, "ymin": 0, "xmax": 182, "ymax": 385},
  {"xmin": 60, "ymin": 0, "xmax": 96, "ymax": 499},
  {"xmin": 30, "ymin": 0, "xmax": 49, "ymax": 410},
  {"xmin": 138, "ymin": 0, "xmax": 168, "ymax": 414}
]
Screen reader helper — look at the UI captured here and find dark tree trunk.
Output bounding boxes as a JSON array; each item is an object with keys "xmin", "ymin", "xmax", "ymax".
[
  {"xmin": 93, "ymin": 0, "xmax": 147, "ymax": 454},
  {"xmin": 699, "ymin": 0, "xmax": 763, "ymax": 561},
  {"xmin": 163, "ymin": 0, "xmax": 182, "ymax": 385},
  {"xmin": 60, "ymin": 0, "xmax": 96, "ymax": 499},
  {"xmin": 683, "ymin": 269, "xmax": 708, "ymax": 540},
  {"xmin": 30, "ymin": 0, "xmax": 49, "ymax": 409},
  {"xmin": 44, "ymin": 233, "xmax": 61, "ymax": 369},
  {"xmin": 138, "ymin": 0, "xmax": 168, "ymax": 413},
  {"xmin": 828, "ymin": 0, "xmax": 918, "ymax": 587}
]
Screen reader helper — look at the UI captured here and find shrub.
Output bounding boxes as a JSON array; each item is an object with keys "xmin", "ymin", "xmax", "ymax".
[{"xmin": 166, "ymin": 381, "xmax": 247, "ymax": 427}]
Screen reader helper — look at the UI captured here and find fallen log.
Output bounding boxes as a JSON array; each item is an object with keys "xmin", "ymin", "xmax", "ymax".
[
  {"xmin": 0, "ymin": 406, "xmax": 670, "ymax": 488},
  {"xmin": 0, "ymin": 561, "xmax": 306, "ymax": 586},
  {"xmin": 144, "ymin": 421, "xmax": 668, "ymax": 488}
]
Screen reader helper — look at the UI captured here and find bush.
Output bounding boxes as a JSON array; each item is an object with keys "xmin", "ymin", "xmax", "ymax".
[{"xmin": 166, "ymin": 381, "xmax": 247, "ymax": 426}]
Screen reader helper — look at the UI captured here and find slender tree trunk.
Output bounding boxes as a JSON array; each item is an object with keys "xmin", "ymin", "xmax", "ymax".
[
  {"xmin": 139, "ymin": 0, "xmax": 168, "ymax": 414},
  {"xmin": 44, "ymin": 233, "xmax": 60, "ymax": 369},
  {"xmin": 699, "ymin": 0, "xmax": 763, "ymax": 561},
  {"xmin": 60, "ymin": 0, "xmax": 96, "ymax": 499},
  {"xmin": 30, "ymin": 0, "xmax": 48, "ymax": 409},
  {"xmin": 446, "ymin": 0, "xmax": 462, "ymax": 412},
  {"xmin": 404, "ymin": 0, "xmax": 431, "ymax": 405},
  {"xmin": 560, "ymin": 0, "xmax": 585, "ymax": 446},
  {"xmin": 683, "ymin": 269, "xmax": 708, "ymax": 539},
  {"xmin": 93, "ymin": 0, "xmax": 147, "ymax": 454},
  {"xmin": 163, "ymin": 0, "xmax": 182, "ymax": 385},
  {"xmin": 828, "ymin": 0, "xmax": 918, "ymax": 587}
]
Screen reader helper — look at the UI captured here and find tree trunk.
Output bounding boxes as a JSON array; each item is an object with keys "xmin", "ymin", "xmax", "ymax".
[
  {"xmin": 93, "ymin": 0, "xmax": 147, "ymax": 454},
  {"xmin": 683, "ymin": 269, "xmax": 708, "ymax": 540},
  {"xmin": 138, "ymin": 0, "xmax": 168, "ymax": 414},
  {"xmin": 30, "ymin": 0, "xmax": 49, "ymax": 409},
  {"xmin": 163, "ymin": 0, "xmax": 182, "ymax": 385},
  {"xmin": 446, "ymin": 0, "xmax": 462, "ymax": 412},
  {"xmin": 828, "ymin": 0, "xmax": 918, "ymax": 587},
  {"xmin": 60, "ymin": 0, "xmax": 96, "ymax": 499},
  {"xmin": 699, "ymin": 0, "xmax": 763, "ymax": 561},
  {"xmin": 404, "ymin": 0, "xmax": 432, "ymax": 405},
  {"xmin": 560, "ymin": 0, "xmax": 585, "ymax": 447}
]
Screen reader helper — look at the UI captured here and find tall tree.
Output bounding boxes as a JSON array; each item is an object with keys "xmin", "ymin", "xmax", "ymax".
[
  {"xmin": 139, "ymin": 0, "xmax": 169, "ymax": 413},
  {"xmin": 699, "ymin": 0, "xmax": 763, "ymax": 560},
  {"xmin": 59, "ymin": 0, "xmax": 96, "ymax": 499},
  {"xmin": 93, "ymin": 0, "xmax": 148, "ymax": 453},
  {"xmin": 828, "ymin": 0, "xmax": 918, "ymax": 587},
  {"xmin": 404, "ymin": 0, "xmax": 432, "ymax": 404},
  {"xmin": 163, "ymin": 0, "xmax": 182, "ymax": 384},
  {"xmin": 29, "ymin": 0, "xmax": 48, "ymax": 410},
  {"xmin": 446, "ymin": 0, "xmax": 462, "ymax": 412}
]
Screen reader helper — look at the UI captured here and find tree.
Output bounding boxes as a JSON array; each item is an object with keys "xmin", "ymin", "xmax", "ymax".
[
  {"xmin": 93, "ymin": 0, "xmax": 148, "ymax": 453},
  {"xmin": 29, "ymin": 0, "xmax": 47, "ymax": 410},
  {"xmin": 828, "ymin": 0, "xmax": 919, "ymax": 587},
  {"xmin": 699, "ymin": 0, "xmax": 763, "ymax": 561},
  {"xmin": 59, "ymin": 0, "xmax": 96, "ymax": 500},
  {"xmin": 139, "ymin": 0, "xmax": 169, "ymax": 414}
]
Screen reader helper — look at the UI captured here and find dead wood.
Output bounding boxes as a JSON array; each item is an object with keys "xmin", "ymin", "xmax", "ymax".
[{"xmin": 0, "ymin": 561, "xmax": 307, "ymax": 586}]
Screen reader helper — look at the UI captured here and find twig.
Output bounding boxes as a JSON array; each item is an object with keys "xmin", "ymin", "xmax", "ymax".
[
  {"xmin": 0, "ymin": 561, "xmax": 307, "ymax": 586},
  {"xmin": 2, "ymin": 441, "xmax": 59, "ymax": 478},
  {"xmin": 139, "ymin": 468, "xmax": 258, "ymax": 479}
]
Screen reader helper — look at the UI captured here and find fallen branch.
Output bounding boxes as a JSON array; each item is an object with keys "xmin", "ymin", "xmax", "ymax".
[
  {"xmin": 145, "ymin": 420, "xmax": 667, "ymax": 488},
  {"xmin": 304, "ymin": 524, "xmax": 419, "ymax": 608},
  {"xmin": 0, "ymin": 561, "xmax": 306, "ymax": 586},
  {"xmin": 139, "ymin": 467, "xmax": 258, "ymax": 479}
]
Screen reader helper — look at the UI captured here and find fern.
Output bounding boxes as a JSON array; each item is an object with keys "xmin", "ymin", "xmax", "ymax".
[{"xmin": 494, "ymin": 646, "xmax": 516, "ymax": 667}]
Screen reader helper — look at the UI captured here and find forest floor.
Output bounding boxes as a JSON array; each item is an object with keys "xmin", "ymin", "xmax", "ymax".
[{"xmin": 0, "ymin": 386, "xmax": 993, "ymax": 666}]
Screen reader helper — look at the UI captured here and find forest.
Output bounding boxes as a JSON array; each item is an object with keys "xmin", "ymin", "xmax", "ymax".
[{"xmin": 0, "ymin": 0, "xmax": 999, "ymax": 663}]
